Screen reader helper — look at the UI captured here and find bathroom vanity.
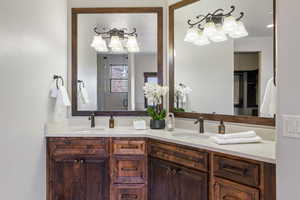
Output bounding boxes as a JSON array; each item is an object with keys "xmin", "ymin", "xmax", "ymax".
[{"xmin": 46, "ymin": 128, "xmax": 276, "ymax": 200}]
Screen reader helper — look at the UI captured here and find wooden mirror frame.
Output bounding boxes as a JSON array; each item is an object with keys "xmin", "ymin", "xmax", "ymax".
[
  {"xmin": 169, "ymin": 0, "xmax": 276, "ymax": 126},
  {"xmin": 72, "ymin": 7, "xmax": 163, "ymax": 116}
]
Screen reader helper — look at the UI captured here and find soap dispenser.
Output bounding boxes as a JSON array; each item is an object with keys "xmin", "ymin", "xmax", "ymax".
[
  {"xmin": 109, "ymin": 115, "xmax": 115, "ymax": 128},
  {"xmin": 218, "ymin": 120, "xmax": 225, "ymax": 134},
  {"xmin": 166, "ymin": 113, "xmax": 175, "ymax": 131}
]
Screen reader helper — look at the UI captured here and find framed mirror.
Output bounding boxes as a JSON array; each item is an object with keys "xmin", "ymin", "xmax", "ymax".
[
  {"xmin": 169, "ymin": 0, "xmax": 276, "ymax": 126},
  {"xmin": 72, "ymin": 7, "xmax": 163, "ymax": 116}
]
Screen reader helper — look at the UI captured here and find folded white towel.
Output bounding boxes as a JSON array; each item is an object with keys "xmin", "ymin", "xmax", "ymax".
[
  {"xmin": 58, "ymin": 86, "xmax": 71, "ymax": 106},
  {"xmin": 214, "ymin": 131, "xmax": 257, "ymax": 140},
  {"xmin": 79, "ymin": 86, "xmax": 90, "ymax": 104},
  {"xmin": 212, "ymin": 136, "xmax": 262, "ymax": 145}
]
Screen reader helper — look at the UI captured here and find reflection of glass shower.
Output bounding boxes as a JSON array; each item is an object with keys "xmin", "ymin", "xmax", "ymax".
[{"xmin": 97, "ymin": 54, "xmax": 129, "ymax": 111}]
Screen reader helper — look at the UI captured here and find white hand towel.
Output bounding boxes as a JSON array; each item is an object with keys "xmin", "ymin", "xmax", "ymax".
[
  {"xmin": 79, "ymin": 87, "xmax": 90, "ymax": 104},
  {"xmin": 50, "ymin": 81, "xmax": 59, "ymax": 98},
  {"xmin": 214, "ymin": 131, "xmax": 257, "ymax": 140},
  {"xmin": 212, "ymin": 136, "xmax": 262, "ymax": 145},
  {"xmin": 260, "ymin": 78, "xmax": 276, "ymax": 117},
  {"xmin": 58, "ymin": 86, "xmax": 71, "ymax": 106}
]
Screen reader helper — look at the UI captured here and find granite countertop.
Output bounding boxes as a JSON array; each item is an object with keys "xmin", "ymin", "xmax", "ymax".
[{"xmin": 45, "ymin": 125, "xmax": 276, "ymax": 164}]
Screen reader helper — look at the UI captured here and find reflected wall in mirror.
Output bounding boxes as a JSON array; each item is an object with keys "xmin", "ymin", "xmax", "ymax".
[
  {"xmin": 72, "ymin": 8, "xmax": 163, "ymax": 116},
  {"xmin": 170, "ymin": 0, "xmax": 275, "ymax": 126}
]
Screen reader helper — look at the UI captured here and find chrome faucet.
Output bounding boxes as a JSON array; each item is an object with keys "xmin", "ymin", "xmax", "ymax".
[
  {"xmin": 89, "ymin": 112, "xmax": 96, "ymax": 128},
  {"xmin": 194, "ymin": 117, "xmax": 204, "ymax": 134}
]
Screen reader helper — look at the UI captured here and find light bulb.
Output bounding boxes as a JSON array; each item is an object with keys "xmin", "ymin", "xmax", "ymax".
[
  {"xmin": 229, "ymin": 21, "xmax": 248, "ymax": 38},
  {"xmin": 109, "ymin": 36, "xmax": 124, "ymax": 52},
  {"xmin": 126, "ymin": 36, "xmax": 140, "ymax": 52},
  {"xmin": 91, "ymin": 35, "xmax": 108, "ymax": 52},
  {"xmin": 184, "ymin": 28, "xmax": 200, "ymax": 43},
  {"xmin": 210, "ymin": 24, "xmax": 228, "ymax": 42},
  {"xmin": 203, "ymin": 22, "xmax": 217, "ymax": 37},
  {"xmin": 223, "ymin": 16, "xmax": 238, "ymax": 34},
  {"xmin": 193, "ymin": 30, "xmax": 210, "ymax": 46}
]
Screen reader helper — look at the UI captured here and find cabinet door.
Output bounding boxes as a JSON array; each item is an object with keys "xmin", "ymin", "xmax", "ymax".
[
  {"xmin": 150, "ymin": 158, "xmax": 208, "ymax": 200},
  {"xmin": 52, "ymin": 159, "xmax": 83, "ymax": 200},
  {"xmin": 149, "ymin": 158, "xmax": 173, "ymax": 200},
  {"xmin": 213, "ymin": 177, "xmax": 259, "ymax": 200},
  {"xmin": 82, "ymin": 158, "xmax": 109, "ymax": 200},
  {"xmin": 175, "ymin": 165, "xmax": 208, "ymax": 200}
]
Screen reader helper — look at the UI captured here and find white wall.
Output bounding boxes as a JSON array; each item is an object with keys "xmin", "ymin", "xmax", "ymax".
[
  {"xmin": 234, "ymin": 37, "xmax": 274, "ymax": 105},
  {"xmin": 0, "ymin": 0, "xmax": 67, "ymax": 200},
  {"xmin": 276, "ymin": 0, "xmax": 300, "ymax": 199}
]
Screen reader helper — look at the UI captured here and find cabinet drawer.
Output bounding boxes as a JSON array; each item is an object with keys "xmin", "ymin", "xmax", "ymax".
[
  {"xmin": 213, "ymin": 155, "xmax": 260, "ymax": 187},
  {"xmin": 112, "ymin": 156, "xmax": 147, "ymax": 184},
  {"xmin": 149, "ymin": 141, "xmax": 208, "ymax": 171},
  {"xmin": 213, "ymin": 177, "xmax": 259, "ymax": 200},
  {"xmin": 111, "ymin": 184, "xmax": 146, "ymax": 200},
  {"xmin": 112, "ymin": 139, "xmax": 146, "ymax": 155},
  {"xmin": 47, "ymin": 138, "xmax": 108, "ymax": 159}
]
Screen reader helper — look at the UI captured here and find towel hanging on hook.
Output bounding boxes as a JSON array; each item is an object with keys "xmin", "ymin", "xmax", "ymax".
[
  {"xmin": 51, "ymin": 74, "xmax": 71, "ymax": 106},
  {"xmin": 53, "ymin": 75, "xmax": 64, "ymax": 89},
  {"xmin": 78, "ymin": 80, "xmax": 90, "ymax": 104}
]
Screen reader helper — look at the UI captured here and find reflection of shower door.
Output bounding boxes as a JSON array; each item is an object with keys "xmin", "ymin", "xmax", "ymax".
[{"xmin": 97, "ymin": 54, "xmax": 129, "ymax": 111}]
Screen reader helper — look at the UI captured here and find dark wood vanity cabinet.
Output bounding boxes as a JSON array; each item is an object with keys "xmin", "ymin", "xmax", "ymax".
[
  {"xmin": 47, "ymin": 138, "xmax": 109, "ymax": 200},
  {"xmin": 213, "ymin": 177, "xmax": 259, "ymax": 200},
  {"xmin": 47, "ymin": 137, "xmax": 275, "ymax": 200},
  {"xmin": 150, "ymin": 158, "xmax": 208, "ymax": 200}
]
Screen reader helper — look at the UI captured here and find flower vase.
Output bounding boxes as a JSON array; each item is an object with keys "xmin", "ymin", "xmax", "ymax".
[{"xmin": 150, "ymin": 119, "xmax": 166, "ymax": 129}]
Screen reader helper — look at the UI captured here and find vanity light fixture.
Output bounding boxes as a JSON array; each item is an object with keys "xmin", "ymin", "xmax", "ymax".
[
  {"xmin": 185, "ymin": 6, "xmax": 248, "ymax": 46},
  {"xmin": 91, "ymin": 27, "xmax": 140, "ymax": 53}
]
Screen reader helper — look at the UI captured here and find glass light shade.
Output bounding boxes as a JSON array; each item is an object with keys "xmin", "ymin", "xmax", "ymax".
[
  {"xmin": 209, "ymin": 25, "xmax": 228, "ymax": 42},
  {"xmin": 223, "ymin": 16, "xmax": 238, "ymax": 34},
  {"xmin": 91, "ymin": 35, "xmax": 108, "ymax": 52},
  {"xmin": 193, "ymin": 31, "xmax": 210, "ymax": 46},
  {"xmin": 127, "ymin": 46, "xmax": 140, "ymax": 53},
  {"xmin": 109, "ymin": 36, "xmax": 124, "ymax": 52},
  {"xmin": 229, "ymin": 21, "xmax": 248, "ymax": 38},
  {"xmin": 184, "ymin": 28, "xmax": 200, "ymax": 43},
  {"xmin": 126, "ymin": 36, "xmax": 140, "ymax": 52},
  {"xmin": 203, "ymin": 22, "xmax": 217, "ymax": 37}
]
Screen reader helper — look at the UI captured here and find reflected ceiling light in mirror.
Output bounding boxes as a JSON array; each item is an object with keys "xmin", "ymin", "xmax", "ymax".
[
  {"xmin": 185, "ymin": 6, "xmax": 248, "ymax": 46},
  {"xmin": 267, "ymin": 24, "xmax": 274, "ymax": 28},
  {"xmin": 91, "ymin": 27, "xmax": 140, "ymax": 53}
]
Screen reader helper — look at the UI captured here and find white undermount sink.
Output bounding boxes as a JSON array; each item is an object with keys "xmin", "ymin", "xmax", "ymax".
[
  {"xmin": 66, "ymin": 127, "xmax": 105, "ymax": 133},
  {"xmin": 171, "ymin": 132, "xmax": 215, "ymax": 139}
]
